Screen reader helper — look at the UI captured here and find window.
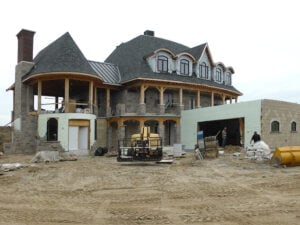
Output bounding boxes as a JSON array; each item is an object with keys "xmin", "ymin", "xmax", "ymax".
[
  {"xmin": 215, "ymin": 67, "xmax": 222, "ymax": 82},
  {"xmin": 180, "ymin": 59, "xmax": 189, "ymax": 75},
  {"xmin": 157, "ymin": 55, "xmax": 168, "ymax": 72},
  {"xmin": 291, "ymin": 121, "xmax": 297, "ymax": 132},
  {"xmin": 199, "ymin": 62, "xmax": 209, "ymax": 79},
  {"xmin": 271, "ymin": 120, "xmax": 280, "ymax": 132},
  {"xmin": 225, "ymin": 72, "xmax": 231, "ymax": 85},
  {"xmin": 47, "ymin": 118, "xmax": 58, "ymax": 141}
]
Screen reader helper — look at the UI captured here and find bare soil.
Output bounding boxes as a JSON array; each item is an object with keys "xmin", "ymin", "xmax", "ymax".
[{"xmin": 0, "ymin": 150, "xmax": 299, "ymax": 225}]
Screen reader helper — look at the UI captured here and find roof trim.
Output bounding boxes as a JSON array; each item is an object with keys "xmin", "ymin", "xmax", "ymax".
[
  {"xmin": 175, "ymin": 52, "xmax": 196, "ymax": 62},
  {"xmin": 121, "ymin": 77, "xmax": 242, "ymax": 96},
  {"xmin": 22, "ymin": 72, "xmax": 104, "ymax": 83}
]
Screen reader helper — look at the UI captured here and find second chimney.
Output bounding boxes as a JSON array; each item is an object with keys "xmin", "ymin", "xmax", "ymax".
[{"xmin": 17, "ymin": 29, "xmax": 35, "ymax": 63}]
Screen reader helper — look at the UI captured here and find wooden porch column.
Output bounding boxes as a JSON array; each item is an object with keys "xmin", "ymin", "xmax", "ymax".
[
  {"xmin": 106, "ymin": 88, "xmax": 110, "ymax": 109},
  {"xmin": 230, "ymin": 96, "xmax": 232, "ymax": 104},
  {"xmin": 64, "ymin": 78, "xmax": 69, "ymax": 113},
  {"xmin": 94, "ymin": 86, "xmax": 98, "ymax": 114},
  {"xmin": 179, "ymin": 88, "xmax": 183, "ymax": 105},
  {"xmin": 140, "ymin": 84, "xmax": 149, "ymax": 104},
  {"xmin": 211, "ymin": 92, "xmax": 214, "ymax": 106},
  {"xmin": 37, "ymin": 80, "xmax": 42, "ymax": 113},
  {"xmin": 196, "ymin": 90, "xmax": 201, "ymax": 108},
  {"xmin": 140, "ymin": 84, "xmax": 145, "ymax": 104},
  {"xmin": 235, "ymin": 97, "xmax": 238, "ymax": 103},
  {"xmin": 159, "ymin": 86, "xmax": 165, "ymax": 105},
  {"xmin": 89, "ymin": 81, "xmax": 94, "ymax": 113},
  {"xmin": 222, "ymin": 94, "xmax": 226, "ymax": 105}
]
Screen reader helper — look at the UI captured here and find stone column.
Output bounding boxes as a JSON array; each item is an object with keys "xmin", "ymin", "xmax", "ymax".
[
  {"xmin": 158, "ymin": 121, "xmax": 165, "ymax": 146},
  {"xmin": 118, "ymin": 125, "xmax": 126, "ymax": 146}
]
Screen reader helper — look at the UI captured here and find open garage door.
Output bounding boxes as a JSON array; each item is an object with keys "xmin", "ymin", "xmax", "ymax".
[{"xmin": 198, "ymin": 118, "xmax": 244, "ymax": 147}]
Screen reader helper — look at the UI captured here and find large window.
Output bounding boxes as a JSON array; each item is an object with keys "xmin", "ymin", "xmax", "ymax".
[
  {"xmin": 215, "ymin": 67, "xmax": 222, "ymax": 82},
  {"xmin": 157, "ymin": 55, "xmax": 168, "ymax": 72},
  {"xmin": 199, "ymin": 62, "xmax": 209, "ymax": 79},
  {"xmin": 271, "ymin": 120, "xmax": 280, "ymax": 132},
  {"xmin": 291, "ymin": 121, "xmax": 297, "ymax": 132},
  {"xmin": 180, "ymin": 59, "xmax": 189, "ymax": 75}
]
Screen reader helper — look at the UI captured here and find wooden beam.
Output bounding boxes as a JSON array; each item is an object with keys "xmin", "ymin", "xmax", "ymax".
[
  {"xmin": 197, "ymin": 90, "xmax": 201, "ymax": 108},
  {"xmin": 179, "ymin": 88, "xmax": 183, "ymax": 105},
  {"xmin": 64, "ymin": 78, "xmax": 69, "ymax": 113},
  {"xmin": 106, "ymin": 88, "xmax": 110, "ymax": 109},
  {"xmin": 89, "ymin": 81, "xmax": 94, "ymax": 113},
  {"xmin": 37, "ymin": 80, "xmax": 42, "ymax": 113}
]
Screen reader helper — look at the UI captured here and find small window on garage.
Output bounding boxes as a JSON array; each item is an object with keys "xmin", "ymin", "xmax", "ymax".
[
  {"xmin": 47, "ymin": 118, "xmax": 58, "ymax": 141},
  {"xmin": 271, "ymin": 120, "xmax": 280, "ymax": 132},
  {"xmin": 291, "ymin": 121, "xmax": 297, "ymax": 132}
]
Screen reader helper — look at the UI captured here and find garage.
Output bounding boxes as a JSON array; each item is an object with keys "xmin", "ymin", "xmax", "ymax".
[{"xmin": 198, "ymin": 118, "xmax": 244, "ymax": 146}]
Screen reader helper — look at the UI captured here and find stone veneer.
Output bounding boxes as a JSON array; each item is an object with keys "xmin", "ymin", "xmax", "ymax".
[{"xmin": 261, "ymin": 99, "xmax": 300, "ymax": 149}]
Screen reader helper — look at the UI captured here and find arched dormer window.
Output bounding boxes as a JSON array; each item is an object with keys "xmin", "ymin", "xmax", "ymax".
[
  {"xmin": 47, "ymin": 118, "xmax": 58, "ymax": 141},
  {"xmin": 199, "ymin": 62, "xmax": 209, "ymax": 79},
  {"xmin": 271, "ymin": 120, "xmax": 280, "ymax": 132},
  {"xmin": 215, "ymin": 67, "xmax": 222, "ymax": 82},
  {"xmin": 291, "ymin": 121, "xmax": 297, "ymax": 132},
  {"xmin": 157, "ymin": 55, "xmax": 168, "ymax": 73},
  {"xmin": 180, "ymin": 59, "xmax": 189, "ymax": 75}
]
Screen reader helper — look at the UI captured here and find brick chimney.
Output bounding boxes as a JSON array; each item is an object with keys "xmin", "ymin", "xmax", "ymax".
[{"xmin": 16, "ymin": 29, "xmax": 35, "ymax": 63}]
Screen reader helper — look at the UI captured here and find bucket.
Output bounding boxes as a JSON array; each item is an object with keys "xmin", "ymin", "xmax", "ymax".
[{"xmin": 271, "ymin": 146, "xmax": 300, "ymax": 166}]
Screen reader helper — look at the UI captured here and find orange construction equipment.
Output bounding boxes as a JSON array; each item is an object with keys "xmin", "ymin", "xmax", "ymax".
[{"xmin": 271, "ymin": 146, "xmax": 300, "ymax": 166}]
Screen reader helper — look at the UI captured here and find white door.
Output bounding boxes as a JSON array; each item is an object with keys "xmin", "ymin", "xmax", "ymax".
[
  {"xmin": 79, "ymin": 127, "xmax": 88, "ymax": 150},
  {"xmin": 69, "ymin": 126, "xmax": 79, "ymax": 150}
]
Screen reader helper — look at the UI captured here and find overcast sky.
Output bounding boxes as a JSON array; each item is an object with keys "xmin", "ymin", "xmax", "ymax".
[{"xmin": 1, "ymin": 0, "xmax": 300, "ymax": 125}]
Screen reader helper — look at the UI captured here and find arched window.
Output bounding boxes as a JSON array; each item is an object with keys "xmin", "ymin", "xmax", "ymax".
[
  {"xmin": 180, "ymin": 59, "xmax": 189, "ymax": 75},
  {"xmin": 47, "ymin": 118, "xmax": 58, "ymax": 141},
  {"xmin": 199, "ymin": 62, "xmax": 209, "ymax": 79},
  {"xmin": 157, "ymin": 55, "xmax": 168, "ymax": 73},
  {"xmin": 271, "ymin": 120, "xmax": 280, "ymax": 132},
  {"xmin": 291, "ymin": 121, "xmax": 297, "ymax": 132},
  {"xmin": 215, "ymin": 67, "xmax": 222, "ymax": 82}
]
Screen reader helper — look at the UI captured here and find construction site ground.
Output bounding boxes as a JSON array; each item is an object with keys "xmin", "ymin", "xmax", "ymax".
[{"xmin": 0, "ymin": 148, "xmax": 299, "ymax": 225}]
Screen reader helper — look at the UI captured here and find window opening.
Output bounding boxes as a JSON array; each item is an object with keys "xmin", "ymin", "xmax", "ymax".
[{"xmin": 47, "ymin": 118, "xmax": 58, "ymax": 141}]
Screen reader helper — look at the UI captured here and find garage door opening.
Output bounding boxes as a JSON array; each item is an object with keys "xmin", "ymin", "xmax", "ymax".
[{"xmin": 197, "ymin": 118, "xmax": 244, "ymax": 147}]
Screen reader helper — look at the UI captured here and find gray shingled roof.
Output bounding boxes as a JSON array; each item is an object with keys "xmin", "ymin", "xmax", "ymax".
[
  {"xmin": 105, "ymin": 34, "xmax": 242, "ymax": 95},
  {"xmin": 88, "ymin": 61, "xmax": 121, "ymax": 84},
  {"xmin": 23, "ymin": 32, "xmax": 98, "ymax": 80}
]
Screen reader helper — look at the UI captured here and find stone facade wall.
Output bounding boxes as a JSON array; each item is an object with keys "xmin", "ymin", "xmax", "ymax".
[
  {"xmin": 261, "ymin": 99, "xmax": 300, "ymax": 149},
  {"xmin": 0, "ymin": 126, "xmax": 11, "ymax": 152},
  {"xmin": 96, "ymin": 118, "xmax": 107, "ymax": 147},
  {"xmin": 10, "ymin": 61, "xmax": 37, "ymax": 154},
  {"xmin": 10, "ymin": 115, "xmax": 38, "ymax": 154}
]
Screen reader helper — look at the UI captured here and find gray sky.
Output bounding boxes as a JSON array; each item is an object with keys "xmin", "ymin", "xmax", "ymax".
[{"xmin": 1, "ymin": 0, "xmax": 300, "ymax": 125}]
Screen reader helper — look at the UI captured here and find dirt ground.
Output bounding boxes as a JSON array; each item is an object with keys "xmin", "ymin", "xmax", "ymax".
[{"xmin": 0, "ymin": 149, "xmax": 299, "ymax": 225}]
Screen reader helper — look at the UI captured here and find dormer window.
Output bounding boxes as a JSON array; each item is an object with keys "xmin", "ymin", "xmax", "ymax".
[
  {"xmin": 215, "ymin": 67, "xmax": 222, "ymax": 82},
  {"xmin": 225, "ymin": 72, "xmax": 231, "ymax": 85},
  {"xmin": 199, "ymin": 62, "xmax": 209, "ymax": 79},
  {"xmin": 157, "ymin": 55, "xmax": 168, "ymax": 72},
  {"xmin": 180, "ymin": 59, "xmax": 189, "ymax": 75}
]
